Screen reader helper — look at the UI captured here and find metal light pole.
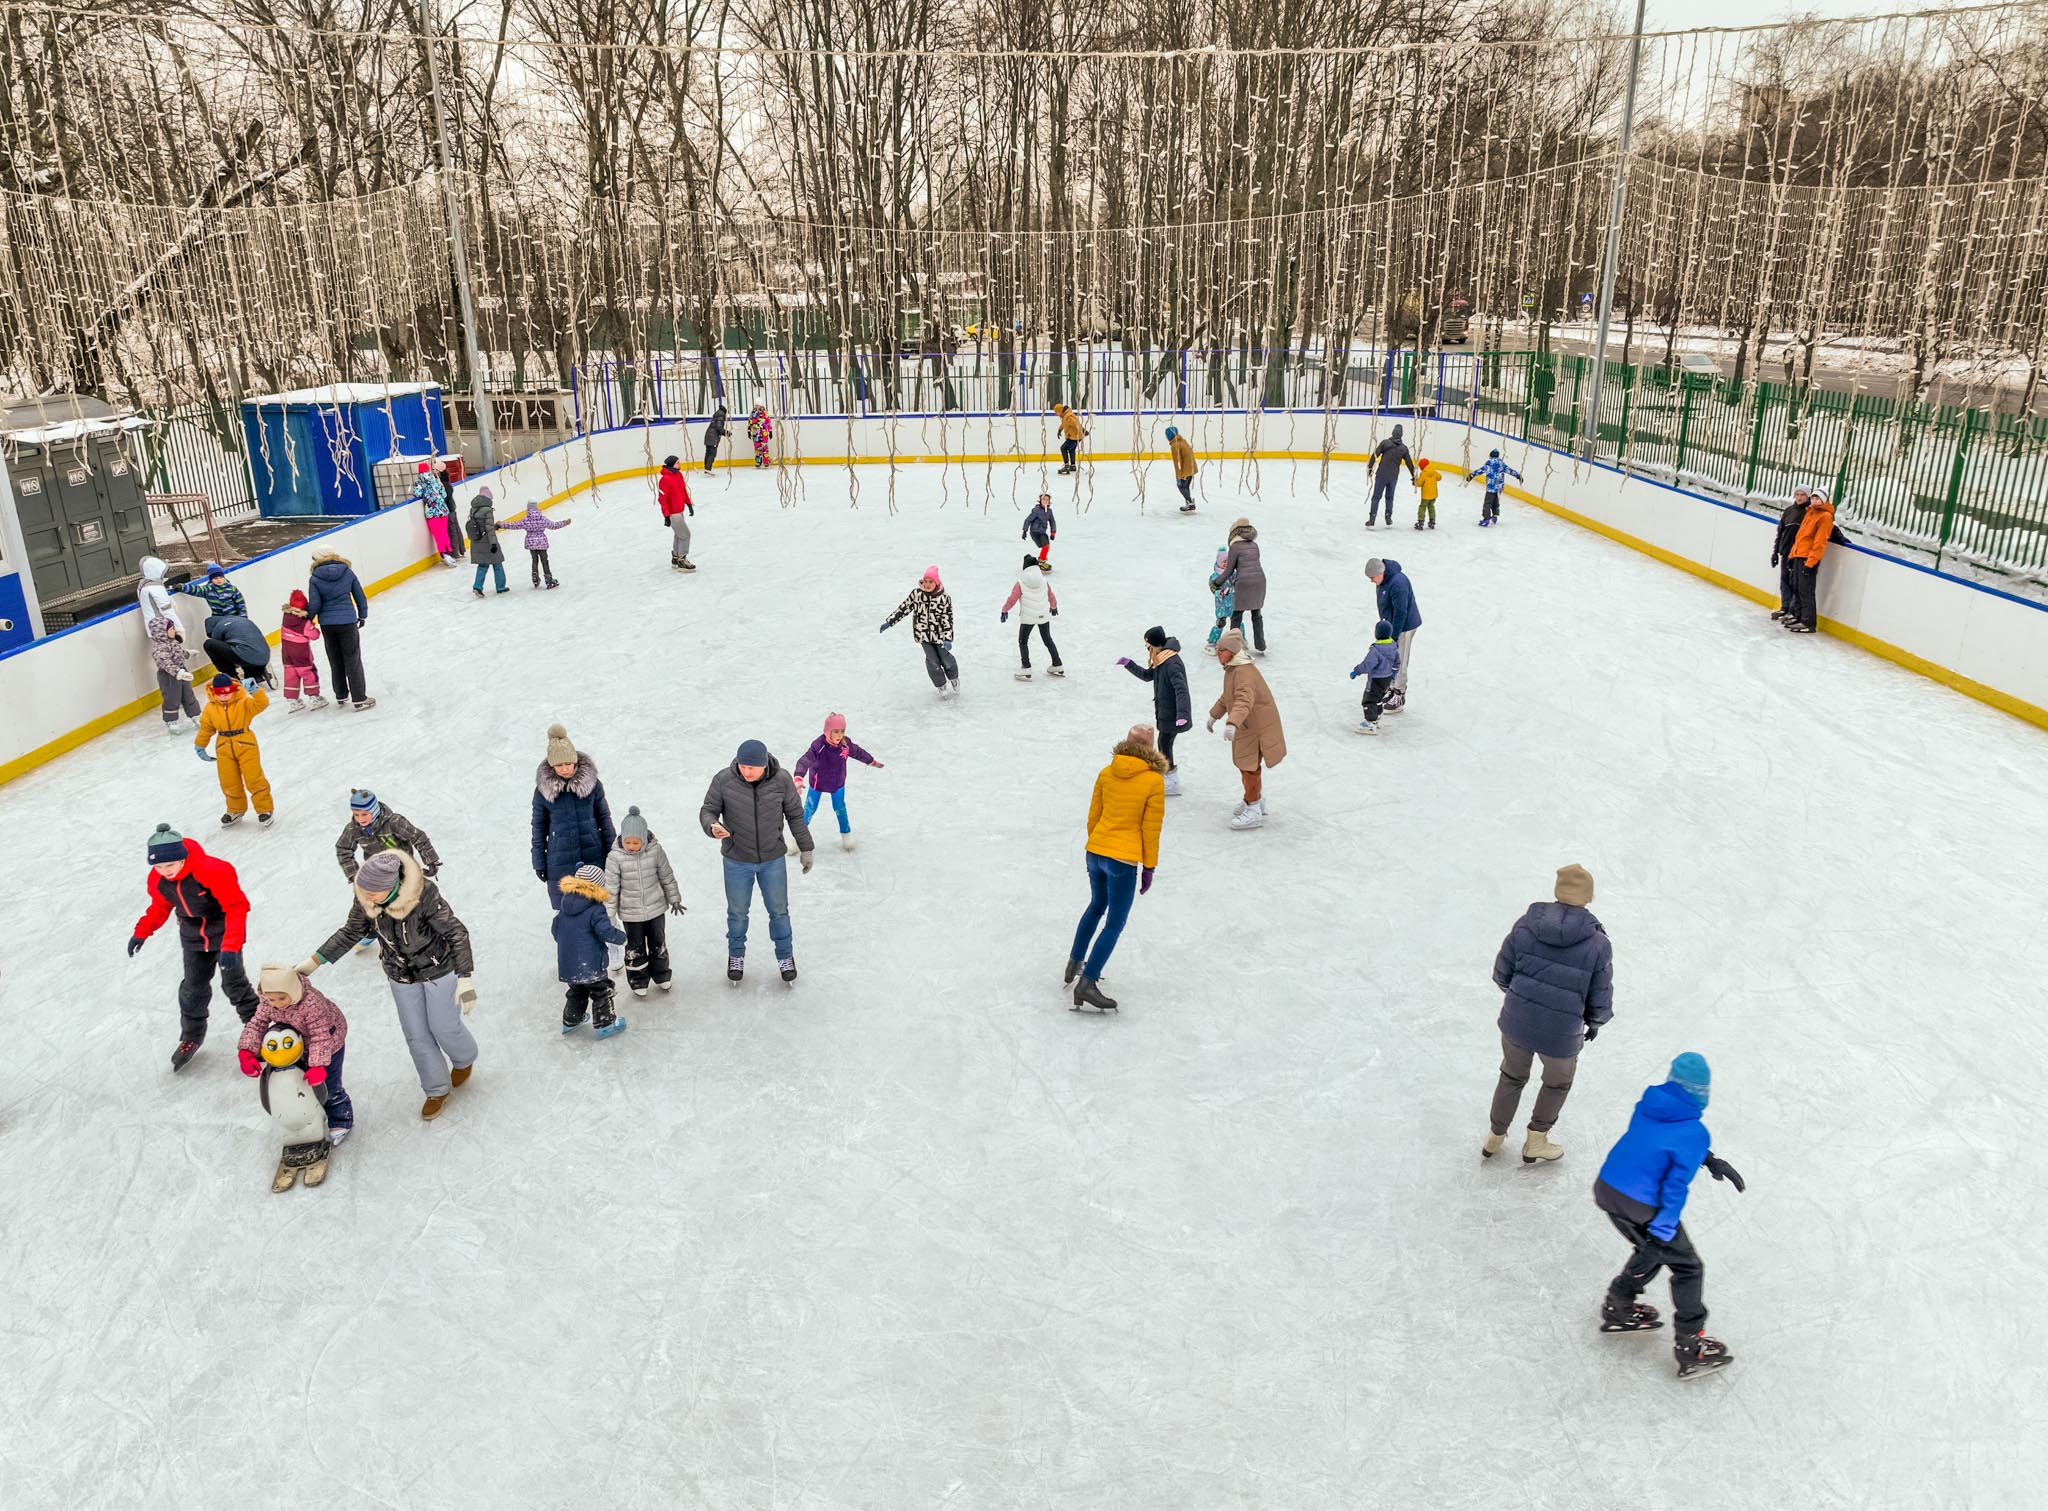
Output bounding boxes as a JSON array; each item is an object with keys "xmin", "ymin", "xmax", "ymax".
[
  {"xmin": 1582, "ymin": 0, "xmax": 1648, "ymax": 461},
  {"xmin": 420, "ymin": 0, "xmax": 497, "ymax": 469}
]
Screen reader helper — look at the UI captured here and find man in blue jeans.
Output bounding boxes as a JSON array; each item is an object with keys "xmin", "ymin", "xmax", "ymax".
[{"xmin": 700, "ymin": 739, "xmax": 813, "ymax": 986}]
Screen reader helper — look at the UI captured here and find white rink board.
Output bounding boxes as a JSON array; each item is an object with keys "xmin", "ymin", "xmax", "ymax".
[{"xmin": 0, "ymin": 460, "xmax": 2043, "ymax": 1509}]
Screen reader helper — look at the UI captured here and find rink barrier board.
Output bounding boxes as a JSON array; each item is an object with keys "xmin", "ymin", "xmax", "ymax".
[{"xmin": 4, "ymin": 419, "xmax": 2044, "ymax": 786}]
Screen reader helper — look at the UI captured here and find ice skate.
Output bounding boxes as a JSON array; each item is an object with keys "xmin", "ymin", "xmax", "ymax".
[
  {"xmin": 1015, "ymin": 669, "xmax": 1033, "ymax": 681},
  {"xmin": 657, "ymin": 978, "xmax": 674, "ymax": 992},
  {"xmin": 1787, "ymin": 623, "xmax": 1816, "ymax": 634},
  {"xmin": 1414, "ymin": 520, "xmax": 1425, "ymax": 530},
  {"xmin": 1384, "ymin": 690, "xmax": 1406, "ymax": 714},
  {"xmin": 544, "ymin": 579, "xmax": 560, "ymax": 590},
  {"xmin": 779, "ymin": 957, "xmax": 798, "ymax": 984},
  {"xmin": 841, "ymin": 832, "xmax": 856, "ymax": 852},
  {"xmin": 562, "ymin": 1004, "xmax": 587, "ymax": 1034},
  {"xmin": 1163, "ymin": 769, "xmax": 1181, "ymax": 797},
  {"xmin": 1071, "ymin": 976, "xmax": 1119, "ymax": 1012},
  {"xmin": 593, "ymin": 1014, "xmax": 628, "ymax": 1039},
  {"xmin": 1229, "ymin": 805, "xmax": 1266, "ymax": 830},
  {"xmin": 1599, "ymin": 1299, "xmax": 1664, "ymax": 1334},
  {"xmin": 631, "ymin": 985, "xmax": 648, "ymax": 998},
  {"xmin": 1178, "ymin": 501, "xmax": 1196, "ymax": 513},
  {"xmin": 948, "ymin": 677, "xmax": 960, "ymax": 697},
  {"xmin": 1063, "ymin": 957, "xmax": 1082, "ymax": 985},
  {"xmin": 327, "ymin": 1127, "xmax": 351, "ymax": 1147},
  {"xmin": 1674, "ymin": 1331, "xmax": 1734, "ymax": 1378},
  {"xmin": 678, "ymin": 558, "xmax": 696, "ymax": 572},
  {"xmin": 353, "ymin": 697, "xmax": 377, "ymax": 710},
  {"xmin": 1521, "ymin": 1129, "xmax": 1564, "ymax": 1163},
  {"xmin": 1048, "ymin": 665, "xmax": 1065, "ymax": 677},
  {"xmin": 420, "ymin": 1094, "xmax": 448, "ymax": 1120},
  {"xmin": 220, "ymin": 812, "xmax": 242, "ymax": 827},
  {"xmin": 257, "ymin": 812, "xmax": 274, "ymax": 827},
  {"xmin": 1427, "ymin": 519, "xmax": 1436, "ymax": 529},
  {"xmin": 1354, "ymin": 720, "xmax": 1380, "ymax": 735},
  {"xmin": 473, "ymin": 588, "xmax": 485, "ymax": 599},
  {"xmin": 1481, "ymin": 1131, "xmax": 1504, "ymax": 1159},
  {"xmin": 727, "ymin": 956, "xmax": 745, "ymax": 984},
  {"xmin": 170, "ymin": 1039, "xmax": 201, "ymax": 1071},
  {"xmin": 287, "ymin": 698, "xmax": 307, "ymax": 714},
  {"xmin": 304, "ymin": 695, "xmax": 328, "ymax": 710}
]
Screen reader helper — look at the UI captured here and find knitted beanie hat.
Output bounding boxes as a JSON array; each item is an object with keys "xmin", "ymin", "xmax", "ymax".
[
  {"xmin": 356, "ymin": 851, "xmax": 405, "ymax": 895},
  {"xmin": 736, "ymin": 739, "xmax": 769, "ymax": 767},
  {"xmin": 824, "ymin": 712, "xmax": 847, "ymax": 734},
  {"xmin": 574, "ymin": 864, "xmax": 606, "ymax": 888},
  {"xmin": 1143, "ymin": 625, "xmax": 1167, "ymax": 648},
  {"xmin": 350, "ymin": 788, "xmax": 379, "ymax": 819},
  {"xmin": 545, "ymin": 723, "xmax": 577, "ymax": 766},
  {"xmin": 921, "ymin": 565, "xmax": 943, "ymax": 588},
  {"xmin": 620, "ymin": 805, "xmax": 650, "ymax": 843},
  {"xmin": 1216, "ymin": 627, "xmax": 1247, "ymax": 659},
  {"xmin": 258, "ymin": 963, "xmax": 305, "ymax": 1004},
  {"xmin": 1669, "ymin": 1053, "xmax": 1712, "ymax": 1108},
  {"xmin": 1164, "ymin": 425, "xmax": 1178, "ymax": 439},
  {"xmin": 1375, "ymin": 619, "xmax": 1393, "ymax": 640},
  {"xmin": 1554, "ymin": 864, "xmax": 1595, "ymax": 907},
  {"xmin": 288, "ymin": 588, "xmax": 308, "ymax": 610},
  {"xmin": 146, "ymin": 823, "xmax": 187, "ymax": 864},
  {"xmin": 210, "ymin": 672, "xmax": 236, "ymax": 691}
]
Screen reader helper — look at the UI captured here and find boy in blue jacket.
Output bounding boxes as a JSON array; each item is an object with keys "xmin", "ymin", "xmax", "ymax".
[
  {"xmin": 1465, "ymin": 450, "xmax": 1523, "ymax": 526},
  {"xmin": 1593, "ymin": 1052, "xmax": 1745, "ymax": 1377},
  {"xmin": 556, "ymin": 864, "xmax": 628, "ymax": 1039},
  {"xmin": 1348, "ymin": 618, "xmax": 1400, "ymax": 733}
]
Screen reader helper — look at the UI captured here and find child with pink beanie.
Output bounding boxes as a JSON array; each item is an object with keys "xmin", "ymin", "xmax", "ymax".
[
  {"xmin": 879, "ymin": 565, "xmax": 959, "ymax": 696},
  {"xmin": 793, "ymin": 713, "xmax": 885, "ymax": 852}
]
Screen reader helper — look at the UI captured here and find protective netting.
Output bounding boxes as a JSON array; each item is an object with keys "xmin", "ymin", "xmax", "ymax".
[{"xmin": 2, "ymin": 1, "xmax": 2046, "ymax": 525}]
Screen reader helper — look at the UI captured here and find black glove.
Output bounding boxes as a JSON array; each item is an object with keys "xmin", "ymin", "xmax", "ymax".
[
  {"xmin": 687, "ymin": 505, "xmax": 695, "ymax": 517},
  {"xmin": 1769, "ymin": 554, "xmax": 1780, "ymax": 568},
  {"xmin": 1582, "ymin": 1021, "xmax": 1600, "ymax": 1043},
  {"xmin": 534, "ymin": 866, "xmax": 547, "ymax": 881},
  {"xmin": 424, "ymin": 862, "xmax": 440, "ymax": 877},
  {"xmin": 127, "ymin": 935, "xmax": 145, "ymax": 958},
  {"xmin": 1703, "ymin": 1154, "xmax": 1745, "ymax": 1192}
]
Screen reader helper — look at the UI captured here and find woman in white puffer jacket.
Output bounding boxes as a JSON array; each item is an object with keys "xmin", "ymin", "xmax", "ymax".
[{"xmin": 999, "ymin": 554, "xmax": 1063, "ymax": 681}]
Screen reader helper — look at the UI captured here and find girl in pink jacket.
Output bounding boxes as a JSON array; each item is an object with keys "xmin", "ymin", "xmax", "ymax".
[
  {"xmin": 497, "ymin": 503, "xmax": 573, "ymax": 589},
  {"xmin": 241, "ymin": 966, "xmax": 354, "ymax": 1138}
]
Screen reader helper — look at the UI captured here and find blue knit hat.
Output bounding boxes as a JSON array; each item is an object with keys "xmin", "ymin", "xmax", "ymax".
[
  {"xmin": 350, "ymin": 788, "xmax": 380, "ymax": 819},
  {"xmin": 1669, "ymin": 1053, "xmax": 1712, "ymax": 1108},
  {"xmin": 736, "ymin": 739, "xmax": 769, "ymax": 767},
  {"xmin": 1165, "ymin": 425, "xmax": 1178, "ymax": 439},
  {"xmin": 204, "ymin": 561, "xmax": 226, "ymax": 578}
]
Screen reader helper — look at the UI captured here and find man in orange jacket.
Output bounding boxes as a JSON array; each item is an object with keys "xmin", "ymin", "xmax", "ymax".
[
  {"xmin": 1064, "ymin": 725, "xmax": 1167, "ymax": 1012},
  {"xmin": 1786, "ymin": 488, "xmax": 1840, "ymax": 634}
]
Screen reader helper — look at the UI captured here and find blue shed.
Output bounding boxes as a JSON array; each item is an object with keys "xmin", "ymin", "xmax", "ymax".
[{"xmin": 240, "ymin": 384, "xmax": 446, "ymax": 517}]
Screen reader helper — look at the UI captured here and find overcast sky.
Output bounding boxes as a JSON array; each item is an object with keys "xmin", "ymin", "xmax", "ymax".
[{"xmin": 1643, "ymin": 0, "xmax": 1928, "ymax": 27}]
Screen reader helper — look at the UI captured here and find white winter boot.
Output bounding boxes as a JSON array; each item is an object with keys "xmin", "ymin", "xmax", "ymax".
[
  {"xmin": 1522, "ymin": 1129, "xmax": 1564, "ymax": 1164},
  {"xmin": 1163, "ymin": 769, "xmax": 1181, "ymax": 797}
]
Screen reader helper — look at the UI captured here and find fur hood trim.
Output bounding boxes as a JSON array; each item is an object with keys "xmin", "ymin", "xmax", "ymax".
[
  {"xmin": 559, "ymin": 874, "xmax": 611, "ymax": 903},
  {"xmin": 535, "ymin": 752, "xmax": 601, "ymax": 799},
  {"xmin": 309, "ymin": 550, "xmax": 352, "ymax": 567},
  {"xmin": 1112, "ymin": 738, "xmax": 1171, "ymax": 773},
  {"xmin": 359, "ymin": 849, "xmax": 427, "ymax": 920}
]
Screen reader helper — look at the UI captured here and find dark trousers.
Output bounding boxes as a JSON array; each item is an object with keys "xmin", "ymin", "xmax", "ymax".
[
  {"xmin": 704, "ymin": 441, "xmax": 720, "ymax": 472},
  {"xmin": 179, "ymin": 946, "xmax": 258, "ymax": 1041},
  {"xmin": 1176, "ymin": 477, "xmax": 1194, "ymax": 505},
  {"xmin": 1017, "ymin": 621, "xmax": 1061, "ymax": 668},
  {"xmin": 1361, "ymin": 675, "xmax": 1394, "ymax": 724},
  {"xmin": 321, "ymin": 622, "xmax": 367, "ymax": 704},
  {"xmin": 1368, "ymin": 475, "xmax": 1398, "ymax": 522},
  {"xmin": 1158, "ymin": 726, "xmax": 1178, "ymax": 770},
  {"xmin": 314, "ymin": 1045, "xmax": 356, "ymax": 1131},
  {"xmin": 1483, "ymin": 490, "xmax": 1502, "ymax": 522},
  {"xmin": 1598, "ymin": 1184, "xmax": 1708, "ymax": 1333},
  {"xmin": 1777, "ymin": 556, "xmax": 1798, "ymax": 614},
  {"xmin": 530, "ymin": 549, "xmax": 556, "ymax": 586},
  {"xmin": 1060, "ymin": 438, "xmax": 1079, "ymax": 469},
  {"xmin": 1489, "ymin": 1031, "xmax": 1578, "ymax": 1133},
  {"xmin": 1790, "ymin": 559, "xmax": 1820, "ymax": 629},
  {"xmin": 201, "ymin": 638, "xmax": 267, "ymax": 682},
  {"xmin": 563, "ymin": 978, "xmax": 618, "ymax": 1028},
  {"xmin": 623, "ymin": 916, "xmax": 671, "ymax": 990},
  {"xmin": 1229, "ymin": 607, "xmax": 1266, "ymax": 651},
  {"xmin": 1070, "ymin": 850, "xmax": 1139, "ymax": 979},
  {"xmin": 920, "ymin": 641, "xmax": 960, "ymax": 688}
]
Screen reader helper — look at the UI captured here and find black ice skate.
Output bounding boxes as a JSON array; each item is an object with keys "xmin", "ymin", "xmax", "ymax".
[
  {"xmin": 1599, "ymin": 1299, "xmax": 1664, "ymax": 1333},
  {"xmin": 779, "ymin": 957, "xmax": 798, "ymax": 984},
  {"xmin": 1063, "ymin": 957, "xmax": 1082, "ymax": 985},
  {"xmin": 1674, "ymin": 1331, "xmax": 1735, "ymax": 1378},
  {"xmin": 1071, "ymin": 977, "xmax": 1119, "ymax": 1013},
  {"xmin": 727, "ymin": 955, "xmax": 745, "ymax": 984},
  {"xmin": 170, "ymin": 1039, "xmax": 202, "ymax": 1071}
]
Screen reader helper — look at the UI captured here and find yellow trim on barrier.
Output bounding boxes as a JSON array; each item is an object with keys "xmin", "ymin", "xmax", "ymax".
[
  {"xmin": 4, "ymin": 448, "xmax": 2043, "ymax": 788},
  {"xmin": 1502, "ymin": 481, "xmax": 2048, "ymax": 733}
]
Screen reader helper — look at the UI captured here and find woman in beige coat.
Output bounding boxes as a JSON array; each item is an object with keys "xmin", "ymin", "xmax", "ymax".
[{"xmin": 1206, "ymin": 628, "xmax": 1286, "ymax": 829}]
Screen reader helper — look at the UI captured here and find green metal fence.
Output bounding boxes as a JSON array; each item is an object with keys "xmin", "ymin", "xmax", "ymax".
[{"xmin": 1439, "ymin": 351, "xmax": 2048, "ymax": 587}]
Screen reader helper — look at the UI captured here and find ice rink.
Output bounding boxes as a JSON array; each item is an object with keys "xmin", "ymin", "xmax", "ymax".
[{"xmin": 3, "ymin": 456, "xmax": 2043, "ymax": 1509}]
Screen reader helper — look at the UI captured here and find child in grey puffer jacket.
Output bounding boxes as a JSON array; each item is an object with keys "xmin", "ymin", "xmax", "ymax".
[{"xmin": 604, "ymin": 805, "xmax": 684, "ymax": 995}]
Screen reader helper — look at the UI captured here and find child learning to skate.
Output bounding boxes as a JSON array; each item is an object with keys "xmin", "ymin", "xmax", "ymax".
[
  {"xmin": 1000, "ymin": 556, "xmax": 1063, "ymax": 680},
  {"xmin": 1349, "ymin": 618, "xmax": 1401, "ymax": 734},
  {"xmin": 1413, "ymin": 459, "xmax": 1441, "ymax": 530},
  {"xmin": 279, "ymin": 589, "xmax": 327, "ymax": 711},
  {"xmin": 195, "ymin": 673, "xmax": 274, "ymax": 825},
  {"xmin": 792, "ymin": 713, "xmax": 884, "ymax": 851},
  {"xmin": 556, "ymin": 864, "xmax": 628, "ymax": 1037},
  {"xmin": 498, "ymin": 500, "xmax": 573, "ymax": 588},
  {"xmin": 243, "ymin": 966, "xmax": 354, "ymax": 1141},
  {"xmin": 604, "ymin": 806, "xmax": 685, "ymax": 997}
]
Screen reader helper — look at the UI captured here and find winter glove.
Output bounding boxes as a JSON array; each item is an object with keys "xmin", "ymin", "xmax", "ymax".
[
  {"xmin": 303, "ymin": 1065, "xmax": 328, "ymax": 1087},
  {"xmin": 1582, "ymin": 1022, "xmax": 1600, "ymax": 1043},
  {"xmin": 126, "ymin": 935, "xmax": 146, "ymax": 958},
  {"xmin": 238, "ymin": 1050, "xmax": 260, "ymax": 1077},
  {"xmin": 686, "ymin": 504, "xmax": 694, "ymax": 516},
  {"xmin": 878, "ymin": 621, "xmax": 891, "ymax": 633},
  {"xmin": 1769, "ymin": 553, "xmax": 1780, "ymax": 568},
  {"xmin": 1703, "ymin": 1154, "xmax": 1746, "ymax": 1192},
  {"xmin": 424, "ymin": 861, "xmax": 440, "ymax": 877},
  {"xmin": 941, "ymin": 640, "xmax": 953, "ymax": 652},
  {"xmin": 1205, "ymin": 716, "xmax": 1216, "ymax": 732},
  {"xmin": 195, "ymin": 747, "xmax": 215, "ymax": 762},
  {"xmin": 1050, "ymin": 607, "xmax": 1059, "ymax": 617},
  {"xmin": 1140, "ymin": 867, "xmax": 1154, "ymax": 896},
  {"xmin": 1349, "ymin": 670, "xmax": 1360, "ymax": 680},
  {"xmin": 1000, "ymin": 611, "xmax": 1009, "ymax": 623},
  {"xmin": 456, "ymin": 977, "xmax": 477, "ymax": 1015},
  {"xmin": 1117, "ymin": 657, "xmax": 1133, "ymax": 667},
  {"xmin": 295, "ymin": 955, "xmax": 323, "ymax": 977},
  {"xmin": 534, "ymin": 866, "xmax": 547, "ymax": 881},
  {"xmin": 799, "ymin": 851, "xmax": 814, "ymax": 874},
  {"xmin": 242, "ymin": 678, "xmax": 259, "ymax": 693},
  {"xmin": 869, "ymin": 760, "xmax": 884, "ymax": 769},
  {"xmin": 1175, "ymin": 718, "xmax": 1189, "ymax": 730},
  {"xmin": 1221, "ymin": 724, "xmax": 1237, "ymax": 741},
  {"xmin": 669, "ymin": 901, "xmax": 686, "ymax": 916}
]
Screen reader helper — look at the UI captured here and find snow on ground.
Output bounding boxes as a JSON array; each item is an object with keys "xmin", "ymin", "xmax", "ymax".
[{"xmin": 2, "ymin": 458, "xmax": 2043, "ymax": 1510}]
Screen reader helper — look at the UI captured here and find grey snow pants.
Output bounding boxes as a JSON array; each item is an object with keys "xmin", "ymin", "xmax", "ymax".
[{"xmin": 389, "ymin": 972, "xmax": 477, "ymax": 1096}]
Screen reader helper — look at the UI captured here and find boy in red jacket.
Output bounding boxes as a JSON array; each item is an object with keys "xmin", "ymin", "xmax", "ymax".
[
  {"xmin": 129, "ymin": 822, "xmax": 257, "ymax": 1069},
  {"xmin": 658, "ymin": 454, "xmax": 696, "ymax": 573}
]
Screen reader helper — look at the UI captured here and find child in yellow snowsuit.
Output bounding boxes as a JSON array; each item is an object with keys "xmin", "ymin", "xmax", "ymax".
[
  {"xmin": 1414, "ymin": 458, "xmax": 1442, "ymax": 531},
  {"xmin": 195, "ymin": 672, "xmax": 274, "ymax": 825}
]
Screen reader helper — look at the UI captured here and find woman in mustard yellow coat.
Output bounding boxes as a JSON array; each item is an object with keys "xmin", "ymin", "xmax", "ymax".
[
  {"xmin": 195, "ymin": 673, "xmax": 274, "ymax": 826},
  {"xmin": 1064, "ymin": 724, "xmax": 1168, "ymax": 1012}
]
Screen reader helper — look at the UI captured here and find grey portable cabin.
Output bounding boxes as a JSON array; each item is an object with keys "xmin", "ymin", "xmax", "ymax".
[{"xmin": 1, "ymin": 396, "xmax": 153, "ymax": 627}]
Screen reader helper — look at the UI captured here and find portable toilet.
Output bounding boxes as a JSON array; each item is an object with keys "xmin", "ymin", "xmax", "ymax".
[{"xmin": 240, "ymin": 384, "xmax": 446, "ymax": 517}]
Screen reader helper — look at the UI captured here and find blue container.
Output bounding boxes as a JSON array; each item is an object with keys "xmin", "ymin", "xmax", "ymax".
[{"xmin": 240, "ymin": 385, "xmax": 446, "ymax": 517}]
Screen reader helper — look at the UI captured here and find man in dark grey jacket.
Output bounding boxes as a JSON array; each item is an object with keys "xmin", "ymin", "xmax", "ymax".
[
  {"xmin": 1482, "ymin": 863, "xmax": 1614, "ymax": 1164},
  {"xmin": 701, "ymin": 739, "xmax": 813, "ymax": 985}
]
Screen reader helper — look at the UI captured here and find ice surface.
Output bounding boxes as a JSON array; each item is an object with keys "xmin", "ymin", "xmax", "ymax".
[{"xmin": 2, "ymin": 457, "xmax": 2044, "ymax": 1509}]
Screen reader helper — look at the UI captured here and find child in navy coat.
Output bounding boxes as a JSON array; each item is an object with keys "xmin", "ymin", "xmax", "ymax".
[
  {"xmin": 555, "ymin": 864, "xmax": 627, "ymax": 1038},
  {"xmin": 1348, "ymin": 618, "xmax": 1401, "ymax": 733}
]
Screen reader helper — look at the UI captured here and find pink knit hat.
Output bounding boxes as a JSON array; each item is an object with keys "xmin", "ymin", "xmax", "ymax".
[
  {"xmin": 824, "ymin": 712, "xmax": 847, "ymax": 734},
  {"xmin": 921, "ymin": 565, "xmax": 942, "ymax": 587}
]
